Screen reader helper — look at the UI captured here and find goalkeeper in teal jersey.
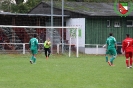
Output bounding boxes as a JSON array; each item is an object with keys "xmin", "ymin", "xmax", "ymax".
[
  {"xmin": 105, "ymin": 33, "xmax": 117, "ymax": 66},
  {"xmin": 29, "ymin": 34, "xmax": 38, "ymax": 64}
]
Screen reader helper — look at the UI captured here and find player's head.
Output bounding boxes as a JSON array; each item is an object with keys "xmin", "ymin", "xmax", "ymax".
[
  {"xmin": 33, "ymin": 34, "xmax": 37, "ymax": 38},
  {"xmin": 109, "ymin": 33, "xmax": 113, "ymax": 36},
  {"xmin": 126, "ymin": 34, "xmax": 129, "ymax": 37},
  {"xmin": 47, "ymin": 38, "xmax": 50, "ymax": 41}
]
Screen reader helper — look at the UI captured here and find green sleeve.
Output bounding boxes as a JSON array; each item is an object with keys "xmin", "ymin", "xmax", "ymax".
[
  {"xmin": 44, "ymin": 41, "xmax": 46, "ymax": 47},
  {"xmin": 114, "ymin": 37, "xmax": 116, "ymax": 43},
  {"xmin": 36, "ymin": 39, "xmax": 38, "ymax": 44},
  {"xmin": 36, "ymin": 39, "xmax": 38, "ymax": 49}
]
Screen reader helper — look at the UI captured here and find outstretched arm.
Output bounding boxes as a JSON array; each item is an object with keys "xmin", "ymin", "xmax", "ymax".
[{"xmin": 122, "ymin": 41, "xmax": 125, "ymax": 52}]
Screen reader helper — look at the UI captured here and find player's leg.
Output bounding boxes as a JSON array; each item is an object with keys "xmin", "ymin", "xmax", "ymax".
[
  {"xmin": 108, "ymin": 55, "xmax": 114, "ymax": 66},
  {"xmin": 48, "ymin": 48, "xmax": 51, "ymax": 58},
  {"xmin": 105, "ymin": 50, "xmax": 109, "ymax": 62},
  {"xmin": 45, "ymin": 48, "xmax": 48, "ymax": 59},
  {"xmin": 33, "ymin": 54, "xmax": 36, "ymax": 64},
  {"xmin": 32, "ymin": 50, "xmax": 38, "ymax": 63},
  {"xmin": 125, "ymin": 52, "xmax": 129, "ymax": 68},
  {"xmin": 30, "ymin": 56, "xmax": 33, "ymax": 64},
  {"xmin": 30, "ymin": 50, "xmax": 34, "ymax": 64},
  {"xmin": 105, "ymin": 55, "xmax": 108, "ymax": 62},
  {"xmin": 107, "ymin": 49, "xmax": 112, "ymax": 66},
  {"xmin": 110, "ymin": 55, "xmax": 116, "ymax": 66},
  {"xmin": 129, "ymin": 52, "xmax": 132, "ymax": 68},
  {"xmin": 108, "ymin": 48, "xmax": 117, "ymax": 66}
]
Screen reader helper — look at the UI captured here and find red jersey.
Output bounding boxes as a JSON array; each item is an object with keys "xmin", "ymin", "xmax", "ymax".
[{"xmin": 122, "ymin": 38, "xmax": 133, "ymax": 52}]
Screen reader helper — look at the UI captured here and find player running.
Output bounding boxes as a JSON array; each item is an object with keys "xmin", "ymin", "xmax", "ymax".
[
  {"xmin": 122, "ymin": 34, "xmax": 133, "ymax": 68},
  {"xmin": 105, "ymin": 33, "xmax": 117, "ymax": 66},
  {"xmin": 29, "ymin": 34, "xmax": 38, "ymax": 64},
  {"xmin": 103, "ymin": 36, "xmax": 109, "ymax": 62}
]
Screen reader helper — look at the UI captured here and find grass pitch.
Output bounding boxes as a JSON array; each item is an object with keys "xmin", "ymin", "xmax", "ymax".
[{"xmin": 0, "ymin": 54, "xmax": 133, "ymax": 88}]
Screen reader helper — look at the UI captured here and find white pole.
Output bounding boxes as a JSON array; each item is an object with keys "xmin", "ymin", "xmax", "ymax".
[
  {"xmin": 57, "ymin": 44, "xmax": 59, "ymax": 54},
  {"xmin": 23, "ymin": 43, "xmax": 25, "ymax": 54},
  {"xmin": 62, "ymin": 0, "xmax": 64, "ymax": 54},
  {"xmin": 96, "ymin": 44, "xmax": 98, "ymax": 55},
  {"xmin": 51, "ymin": 0, "xmax": 53, "ymax": 54},
  {"xmin": 69, "ymin": 37, "xmax": 71, "ymax": 57},
  {"xmin": 76, "ymin": 28, "xmax": 79, "ymax": 57}
]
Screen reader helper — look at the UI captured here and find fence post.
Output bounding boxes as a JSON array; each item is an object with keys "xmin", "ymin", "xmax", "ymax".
[
  {"xmin": 69, "ymin": 37, "xmax": 71, "ymax": 57},
  {"xmin": 23, "ymin": 43, "xmax": 25, "ymax": 54},
  {"xmin": 57, "ymin": 44, "xmax": 59, "ymax": 54},
  {"xmin": 96, "ymin": 44, "xmax": 98, "ymax": 55}
]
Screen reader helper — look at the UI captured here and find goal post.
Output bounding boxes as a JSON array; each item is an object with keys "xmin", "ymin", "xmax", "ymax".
[
  {"xmin": 0, "ymin": 25, "xmax": 79, "ymax": 57},
  {"xmin": 68, "ymin": 27, "xmax": 79, "ymax": 57}
]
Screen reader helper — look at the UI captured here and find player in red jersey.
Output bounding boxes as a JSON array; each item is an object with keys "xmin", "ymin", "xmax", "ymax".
[{"xmin": 122, "ymin": 34, "xmax": 133, "ymax": 68}]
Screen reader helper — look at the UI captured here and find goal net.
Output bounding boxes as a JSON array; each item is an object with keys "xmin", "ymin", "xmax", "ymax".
[{"xmin": 0, "ymin": 25, "xmax": 79, "ymax": 57}]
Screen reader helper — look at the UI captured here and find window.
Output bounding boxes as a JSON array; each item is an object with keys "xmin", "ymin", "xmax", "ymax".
[
  {"xmin": 127, "ymin": 20, "xmax": 133, "ymax": 27},
  {"xmin": 114, "ymin": 21, "xmax": 120, "ymax": 27},
  {"xmin": 107, "ymin": 20, "xmax": 110, "ymax": 27}
]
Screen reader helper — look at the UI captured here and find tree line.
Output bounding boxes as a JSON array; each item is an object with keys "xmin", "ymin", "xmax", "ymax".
[{"xmin": 0, "ymin": 0, "xmax": 132, "ymax": 13}]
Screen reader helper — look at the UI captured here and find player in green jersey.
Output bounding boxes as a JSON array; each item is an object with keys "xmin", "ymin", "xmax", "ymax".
[
  {"xmin": 29, "ymin": 34, "xmax": 38, "ymax": 64},
  {"xmin": 103, "ymin": 36, "xmax": 109, "ymax": 62},
  {"xmin": 105, "ymin": 33, "xmax": 117, "ymax": 66}
]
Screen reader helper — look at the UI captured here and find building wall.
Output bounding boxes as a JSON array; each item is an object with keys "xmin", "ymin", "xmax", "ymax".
[
  {"xmin": 66, "ymin": 18, "xmax": 85, "ymax": 47},
  {"xmin": 85, "ymin": 16, "xmax": 133, "ymax": 45},
  {"xmin": 66, "ymin": 18, "xmax": 86, "ymax": 53}
]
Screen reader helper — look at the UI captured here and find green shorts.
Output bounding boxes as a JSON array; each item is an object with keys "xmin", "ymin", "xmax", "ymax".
[
  {"xmin": 31, "ymin": 49, "xmax": 38, "ymax": 54},
  {"xmin": 106, "ymin": 48, "xmax": 117, "ymax": 56}
]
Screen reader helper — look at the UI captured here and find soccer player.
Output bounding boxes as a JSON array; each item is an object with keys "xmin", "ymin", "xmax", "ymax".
[
  {"xmin": 122, "ymin": 34, "xmax": 133, "ymax": 68},
  {"xmin": 29, "ymin": 34, "xmax": 38, "ymax": 64},
  {"xmin": 44, "ymin": 38, "xmax": 51, "ymax": 59},
  {"xmin": 103, "ymin": 36, "xmax": 109, "ymax": 62},
  {"xmin": 105, "ymin": 33, "xmax": 117, "ymax": 66}
]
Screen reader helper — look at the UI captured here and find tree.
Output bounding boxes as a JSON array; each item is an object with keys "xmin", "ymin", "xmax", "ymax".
[
  {"xmin": 15, "ymin": 0, "xmax": 24, "ymax": 5},
  {"xmin": 11, "ymin": 0, "xmax": 42, "ymax": 13},
  {"xmin": 11, "ymin": 3, "xmax": 28, "ymax": 13},
  {"xmin": 2, "ymin": 0, "xmax": 132, "ymax": 13},
  {"xmin": 0, "ymin": 0, "xmax": 11, "ymax": 12},
  {"xmin": 0, "ymin": 0, "xmax": 41, "ymax": 13}
]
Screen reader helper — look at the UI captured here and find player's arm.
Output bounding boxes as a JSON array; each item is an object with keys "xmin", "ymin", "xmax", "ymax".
[
  {"xmin": 103, "ymin": 44, "xmax": 106, "ymax": 48},
  {"xmin": 44, "ymin": 41, "xmax": 47, "ymax": 47},
  {"xmin": 122, "ymin": 41, "xmax": 125, "ymax": 52},
  {"xmin": 114, "ymin": 37, "xmax": 117, "ymax": 50},
  {"xmin": 36, "ymin": 40, "xmax": 39, "ymax": 50}
]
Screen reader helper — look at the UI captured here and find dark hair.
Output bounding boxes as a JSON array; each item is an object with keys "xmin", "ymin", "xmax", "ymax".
[
  {"xmin": 126, "ymin": 34, "xmax": 129, "ymax": 37},
  {"xmin": 109, "ymin": 33, "xmax": 113, "ymax": 36},
  {"xmin": 33, "ymin": 34, "xmax": 37, "ymax": 38}
]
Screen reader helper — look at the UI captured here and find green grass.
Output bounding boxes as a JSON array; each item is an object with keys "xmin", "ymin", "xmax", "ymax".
[{"xmin": 0, "ymin": 54, "xmax": 133, "ymax": 88}]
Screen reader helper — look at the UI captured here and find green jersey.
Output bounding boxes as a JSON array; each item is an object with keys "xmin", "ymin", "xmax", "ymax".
[
  {"xmin": 106, "ymin": 36, "xmax": 116, "ymax": 49},
  {"xmin": 29, "ymin": 38, "xmax": 38, "ymax": 50}
]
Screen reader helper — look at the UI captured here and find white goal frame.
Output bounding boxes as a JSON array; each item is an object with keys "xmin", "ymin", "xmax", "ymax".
[{"xmin": 0, "ymin": 25, "xmax": 79, "ymax": 57}]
